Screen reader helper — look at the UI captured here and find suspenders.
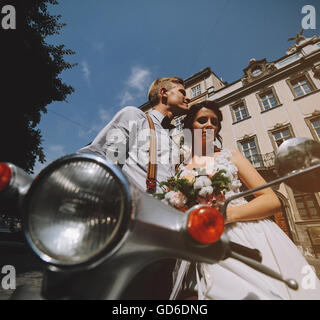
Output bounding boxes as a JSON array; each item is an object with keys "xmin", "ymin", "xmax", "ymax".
[
  {"xmin": 145, "ymin": 113, "xmax": 181, "ymax": 193},
  {"xmin": 146, "ymin": 114, "xmax": 157, "ymax": 194}
]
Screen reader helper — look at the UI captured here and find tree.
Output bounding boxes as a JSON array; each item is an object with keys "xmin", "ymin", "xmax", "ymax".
[{"xmin": 0, "ymin": 0, "xmax": 76, "ymax": 173}]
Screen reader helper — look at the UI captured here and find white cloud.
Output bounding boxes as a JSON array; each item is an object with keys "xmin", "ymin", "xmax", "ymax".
[
  {"xmin": 81, "ymin": 61, "xmax": 90, "ymax": 83},
  {"xmin": 127, "ymin": 66, "xmax": 151, "ymax": 91},
  {"xmin": 98, "ymin": 108, "xmax": 111, "ymax": 122},
  {"xmin": 120, "ymin": 91, "xmax": 134, "ymax": 106},
  {"xmin": 78, "ymin": 107, "xmax": 112, "ymax": 139},
  {"xmin": 119, "ymin": 66, "xmax": 152, "ymax": 107}
]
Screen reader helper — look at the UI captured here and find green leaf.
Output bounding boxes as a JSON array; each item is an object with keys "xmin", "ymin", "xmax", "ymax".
[{"xmin": 153, "ymin": 193, "xmax": 165, "ymax": 200}]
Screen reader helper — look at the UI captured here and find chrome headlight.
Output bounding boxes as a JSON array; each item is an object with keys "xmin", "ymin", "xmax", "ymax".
[{"xmin": 23, "ymin": 153, "xmax": 131, "ymax": 268}]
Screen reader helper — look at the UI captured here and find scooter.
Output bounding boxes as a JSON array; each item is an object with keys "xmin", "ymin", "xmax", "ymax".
[{"xmin": 0, "ymin": 137, "xmax": 319, "ymax": 300}]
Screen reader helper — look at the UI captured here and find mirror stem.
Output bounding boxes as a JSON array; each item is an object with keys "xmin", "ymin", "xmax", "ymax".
[
  {"xmin": 221, "ymin": 163, "xmax": 320, "ymax": 219},
  {"xmin": 229, "ymin": 251, "xmax": 298, "ymax": 290}
]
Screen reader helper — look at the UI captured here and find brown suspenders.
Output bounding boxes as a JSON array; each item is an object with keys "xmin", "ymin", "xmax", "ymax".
[
  {"xmin": 146, "ymin": 114, "xmax": 157, "ymax": 194},
  {"xmin": 145, "ymin": 113, "xmax": 181, "ymax": 193}
]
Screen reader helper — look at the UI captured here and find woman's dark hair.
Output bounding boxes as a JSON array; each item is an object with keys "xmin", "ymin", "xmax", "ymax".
[{"xmin": 183, "ymin": 100, "xmax": 223, "ymax": 146}]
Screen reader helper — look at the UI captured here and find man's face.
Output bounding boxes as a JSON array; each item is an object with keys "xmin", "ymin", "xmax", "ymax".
[{"xmin": 164, "ymin": 83, "xmax": 190, "ymax": 116}]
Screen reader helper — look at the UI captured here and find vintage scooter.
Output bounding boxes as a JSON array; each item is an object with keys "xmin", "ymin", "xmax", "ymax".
[{"xmin": 0, "ymin": 137, "xmax": 319, "ymax": 300}]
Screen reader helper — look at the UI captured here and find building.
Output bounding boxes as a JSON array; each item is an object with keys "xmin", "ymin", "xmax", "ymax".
[
  {"xmin": 211, "ymin": 32, "xmax": 320, "ymax": 275},
  {"xmin": 140, "ymin": 31, "xmax": 320, "ymax": 275}
]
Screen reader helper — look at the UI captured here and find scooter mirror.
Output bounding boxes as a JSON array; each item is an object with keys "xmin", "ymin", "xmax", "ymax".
[{"xmin": 275, "ymin": 137, "xmax": 320, "ymax": 193}]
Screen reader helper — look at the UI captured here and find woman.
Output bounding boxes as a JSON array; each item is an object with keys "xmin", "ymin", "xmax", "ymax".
[{"xmin": 171, "ymin": 100, "xmax": 320, "ymax": 300}]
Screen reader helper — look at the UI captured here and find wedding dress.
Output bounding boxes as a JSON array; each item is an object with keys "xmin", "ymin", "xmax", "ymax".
[{"xmin": 170, "ymin": 149, "xmax": 320, "ymax": 300}]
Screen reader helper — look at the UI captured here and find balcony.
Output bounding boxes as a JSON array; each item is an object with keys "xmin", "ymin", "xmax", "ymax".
[{"xmin": 246, "ymin": 152, "xmax": 275, "ymax": 170}]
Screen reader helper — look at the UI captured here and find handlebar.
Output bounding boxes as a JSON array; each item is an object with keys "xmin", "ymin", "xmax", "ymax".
[{"xmin": 229, "ymin": 241, "xmax": 262, "ymax": 263}]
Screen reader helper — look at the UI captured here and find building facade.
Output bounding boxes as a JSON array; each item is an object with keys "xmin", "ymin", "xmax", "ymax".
[
  {"xmin": 209, "ymin": 33, "xmax": 320, "ymax": 275},
  {"xmin": 140, "ymin": 32, "xmax": 320, "ymax": 275}
]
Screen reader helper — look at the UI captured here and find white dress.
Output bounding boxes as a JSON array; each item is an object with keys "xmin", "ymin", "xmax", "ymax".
[{"xmin": 171, "ymin": 149, "xmax": 320, "ymax": 300}]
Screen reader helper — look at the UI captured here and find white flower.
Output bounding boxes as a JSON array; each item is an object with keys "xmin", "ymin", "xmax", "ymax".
[
  {"xmin": 228, "ymin": 164, "xmax": 237, "ymax": 176},
  {"xmin": 194, "ymin": 176, "xmax": 212, "ymax": 190},
  {"xmin": 180, "ymin": 169, "xmax": 197, "ymax": 184},
  {"xmin": 223, "ymin": 149, "xmax": 232, "ymax": 161},
  {"xmin": 230, "ymin": 179, "xmax": 242, "ymax": 190},
  {"xmin": 165, "ymin": 191, "xmax": 175, "ymax": 200},
  {"xmin": 165, "ymin": 191, "xmax": 187, "ymax": 208},
  {"xmin": 198, "ymin": 186, "xmax": 213, "ymax": 197}
]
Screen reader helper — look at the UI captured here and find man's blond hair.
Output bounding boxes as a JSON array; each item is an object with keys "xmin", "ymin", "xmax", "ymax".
[{"xmin": 148, "ymin": 77, "xmax": 184, "ymax": 106}]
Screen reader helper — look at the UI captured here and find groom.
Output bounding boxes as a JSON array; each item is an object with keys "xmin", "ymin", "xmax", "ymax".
[
  {"xmin": 78, "ymin": 76, "xmax": 190, "ymax": 299},
  {"xmin": 78, "ymin": 77, "xmax": 190, "ymax": 193}
]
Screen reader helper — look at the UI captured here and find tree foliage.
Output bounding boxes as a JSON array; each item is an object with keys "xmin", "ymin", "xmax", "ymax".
[{"xmin": 1, "ymin": 0, "xmax": 76, "ymax": 173}]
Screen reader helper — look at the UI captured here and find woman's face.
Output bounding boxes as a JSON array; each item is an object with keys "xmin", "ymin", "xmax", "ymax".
[{"xmin": 192, "ymin": 107, "xmax": 219, "ymax": 144}]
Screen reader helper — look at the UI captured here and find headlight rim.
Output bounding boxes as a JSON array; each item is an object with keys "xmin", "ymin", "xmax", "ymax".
[{"xmin": 22, "ymin": 153, "xmax": 132, "ymax": 270}]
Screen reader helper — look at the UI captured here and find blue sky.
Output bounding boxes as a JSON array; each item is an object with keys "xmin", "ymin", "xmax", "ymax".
[{"xmin": 34, "ymin": 0, "xmax": 320, "ymax": 174}]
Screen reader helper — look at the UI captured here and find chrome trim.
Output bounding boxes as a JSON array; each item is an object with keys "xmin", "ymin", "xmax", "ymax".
[{"xmin": 23, "ymin": 153, "xmax": 132, "ymax": 271}]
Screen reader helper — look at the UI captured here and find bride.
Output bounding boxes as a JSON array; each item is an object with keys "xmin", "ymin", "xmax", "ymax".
[{"xmin": 170, "ymin": 100, "xmax": 320, "ymax": 300}]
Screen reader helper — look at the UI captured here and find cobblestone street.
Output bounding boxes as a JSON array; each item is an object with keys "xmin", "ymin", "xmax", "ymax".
[
  {"xmin": 0, "ymin": 271, "xmax": 43, "ymax": 300},
  {"xmin": 0, "ymin": 239, "xmax": 43, "ymax": 300}
]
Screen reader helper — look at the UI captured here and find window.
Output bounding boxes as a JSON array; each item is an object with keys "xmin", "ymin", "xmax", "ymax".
[
  {"xmin": 272, "ymin": 128, "xmax": 292, "ymax": 147},
  {"xmin": 191, "ymin": 84, "xmax": 201, "ymax": 98},
  {"xmin": 252, "ymin": 67, "xmax": 262, "ymax": 77},
  {"xmin": 294, "ymin": 190, "xmax": 320, "ymax": 220},
  {"xmin": 259, "ymin": 91, "xmax": 279, "ymax": 111},
  {"xmin": 308, "ymin": 227, "xmax": 320, "ymax": 258},
  {"xmin": 207, "ymin": 86, "xmax": 214, "ymax": 95},
  {"xmin": 291, "ymin": 77, "xmax": 313, "ymax": 97},
  {"xmin": 256, "ymin": 87, "xmax": 281, "ymax": 112},
  {"xmin": 269, "ymin": 125, "xmax": 295, "ymax": 151},
  {"xmin": 278, "ymin": 53, "xmax": 300, "ymax": 67},
  {"xmin": 311, "ymin": 117, "xmax": 320, "ymax": 140},
  {"xmin": 232, "ymin": 104, "xmax": 249, "ymax": 122},
  {"xmin": 287, "ymin": 74, "xmax": 316, "ymax": 98},
  {"xmin": 230, "ymin": 100, "xmax": 250, "ymax": 123},
  {"xmin": 305, "ymin": 115, "xmax": 320, "ymax": 141},
  {"xmin": 240, "ymin": 139, "xmax": 263, "ymax": 168}
]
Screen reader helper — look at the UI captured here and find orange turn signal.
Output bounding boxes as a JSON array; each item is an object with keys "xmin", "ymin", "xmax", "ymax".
[
  {"xmin": 0, "ymin": 163, "xmax": 12, "ymax": 192},
  {"xmin": 187, "ymin": 206, "xmax": 224, "ymax": 244}
]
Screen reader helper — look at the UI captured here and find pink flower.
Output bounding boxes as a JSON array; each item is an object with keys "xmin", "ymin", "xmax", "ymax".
[
  {"xmin": 165, "ymin": 191, "xmax": 188, "ymax": 209},
  {"xmin": 197, "ymin": 193, "xmax": 217, "ymax": 206},
  {"xmin": 197, "ymin": 192, "xmax": 226, "ymax": 210}
]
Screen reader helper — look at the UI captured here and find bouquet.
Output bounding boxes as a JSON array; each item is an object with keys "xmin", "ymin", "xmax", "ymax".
[{"xmin": 153, "ymin": 167, "xmax": 231, "ymax": 212}]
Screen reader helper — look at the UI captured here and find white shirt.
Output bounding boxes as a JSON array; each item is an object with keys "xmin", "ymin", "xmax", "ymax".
[{"xmin": 78, "ymin": 106, "xmax": 180, "ymax": 193}]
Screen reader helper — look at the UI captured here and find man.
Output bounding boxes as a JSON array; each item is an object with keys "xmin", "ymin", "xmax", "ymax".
[
  {"xmin": 79, "ymin": 77, "xmax": 189, "ymax": 193},
  {"xmin": 78, "ymin": 77, "xmax": 190, "ymax": 299}
]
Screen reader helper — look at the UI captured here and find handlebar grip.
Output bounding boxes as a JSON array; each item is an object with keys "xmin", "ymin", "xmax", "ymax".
[{"xmin": 229, "ymin": 241, "xmax": 262, "ymax": 263}]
